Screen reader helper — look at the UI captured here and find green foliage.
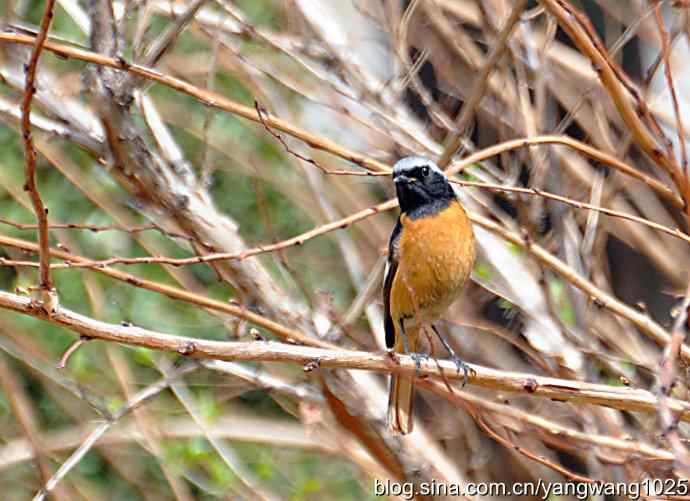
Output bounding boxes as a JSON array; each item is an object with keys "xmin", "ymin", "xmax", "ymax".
[
  {"xmin": 548, "ymin": 278, "xmax": 576, "ymax": 327},
  {"xmin": 474, "ymin": 261, "xmax": 492, "ymax": 281}
]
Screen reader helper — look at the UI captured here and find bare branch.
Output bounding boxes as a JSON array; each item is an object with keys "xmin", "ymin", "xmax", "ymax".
[
  {"xmin": 539, "ymin": 0, "xmax": 687, "ymax": 205},
  {"xmin": 0, "ymin": 288, "xmax": 687, "ymax": 422},
  {"xmin": 33, "ymin": 363, "xmax": 198, "ymax": 501},
  {"xmin": 19, "ymin": 0, "xmax": 57, "ymax": 310},
  {"xmin": 4, "ymin": 32, "xmax": 391, "ymax": 173}
]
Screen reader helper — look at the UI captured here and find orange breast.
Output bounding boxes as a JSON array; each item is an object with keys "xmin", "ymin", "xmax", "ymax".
[{"xmin": 390, "ymin": 200, "xmax": 475, "ymax": 324}]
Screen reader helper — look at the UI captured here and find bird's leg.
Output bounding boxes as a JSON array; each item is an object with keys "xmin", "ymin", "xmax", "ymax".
[
  {"xmin": 398, "ymin": 320, "xmax": 424, "ymax": 376},
  {"xmin": 430, "ymin": 324, "xmax": 473, "ymax": 387}
]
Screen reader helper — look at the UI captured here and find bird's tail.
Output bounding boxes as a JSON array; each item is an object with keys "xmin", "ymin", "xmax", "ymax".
[
  {"xmin": 387, "ymin": 327, "xmax": 419, "ymax": 435},
  {"xmin": 388, "ymin": 372, "xmax": 414, "ymax": 434}
]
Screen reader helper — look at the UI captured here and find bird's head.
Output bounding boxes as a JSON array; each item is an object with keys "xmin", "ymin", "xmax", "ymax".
[{"xmin": 392, "ymin": 156, "xmax": 456, "ymax": 215}]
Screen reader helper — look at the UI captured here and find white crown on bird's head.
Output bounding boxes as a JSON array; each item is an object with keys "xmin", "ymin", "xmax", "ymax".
[{"xmin": 392, "ymin": 156, "xmax": 446, "ymax": 179}]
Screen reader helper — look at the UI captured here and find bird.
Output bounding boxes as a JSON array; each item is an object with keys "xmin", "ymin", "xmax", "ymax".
[{"xmin": 384, "ymin": 156, "xmax": 476, "ymax": 434}]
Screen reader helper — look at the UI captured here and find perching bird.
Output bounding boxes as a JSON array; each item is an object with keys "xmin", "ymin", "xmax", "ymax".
[{"xmin": 384, "ymin": 156, "xmax": 476, "ymax": 434}]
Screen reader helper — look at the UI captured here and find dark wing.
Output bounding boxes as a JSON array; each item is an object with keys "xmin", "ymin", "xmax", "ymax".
[{"xmin": 383, "ymin": 217, "xmax": 402, "ymax": 349}]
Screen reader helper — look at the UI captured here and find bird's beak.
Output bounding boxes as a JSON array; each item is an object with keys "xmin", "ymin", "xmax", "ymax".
[{"xmin": 394, "ymin": 175, "xmax": 413, "ymax": 185}]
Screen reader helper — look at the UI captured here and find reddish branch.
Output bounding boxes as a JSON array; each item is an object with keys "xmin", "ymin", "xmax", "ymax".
[
  {"xmin": 0, "ymin": 199, "xmax": 398, "ymax": 268},
  {"xmin": 539, "ymin": 0, "xmax": 687, "ymax": 208},
  {"xmin": 20, "ymin": 0, "xmax": 57, "ymax": 296},
  {"xmin": 254, "ymin": 101, "xmax": 381, "ymax": 176},
  {"xmin": 454, "ymin": 180, "xmax": 690, "ymax": 245},
  {"xmin": 0, "ymin": 217, "xmax": 194, "ymax": 241}
]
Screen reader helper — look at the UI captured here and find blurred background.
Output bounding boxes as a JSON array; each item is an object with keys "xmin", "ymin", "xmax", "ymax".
[{"xmin": 1, "ymin": 0, "xmax": 690, "ymax": 499}]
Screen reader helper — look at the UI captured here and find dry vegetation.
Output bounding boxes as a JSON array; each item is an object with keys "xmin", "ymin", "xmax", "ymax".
[{"xmin": 1, "ymin": 0, "xmax": 690, "ymax": 499}]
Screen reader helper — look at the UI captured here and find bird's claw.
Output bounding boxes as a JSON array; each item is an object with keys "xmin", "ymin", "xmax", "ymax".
[
  {"xmin": 410, "ymin": 351, "xmax": 428, "ymax": 376},
  {"xmin": 450, "ymin": 356, "xmax": 474, "ymax": 387}
]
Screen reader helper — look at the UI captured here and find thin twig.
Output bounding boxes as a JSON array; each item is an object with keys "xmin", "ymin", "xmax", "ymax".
[
  {"xmin": 453, "ymin": 180, "xmax": 690, "ymax": 245},
  {"xmin": 254, "ymin": 101, "xmax": 380, "ymax": 176},
  {"xmin": 142, "ymin": 0, "xmax": 206, "ymax": 67},
  {"xmin": 0, "ymin": 233, "xmax": 335, "ymax": 349},
  {"xmin": 0, "ymin": 200, "xmax": 397, "ymax": 268},
  {"xmin": 0, "ymin": 217, "xmax": 194, "ymax": 241},
  {"xmin": 32, "ymin": 363, "xmax": 198, "ymax": 501},
  {"xmin": 57, "ymin": 336, "xmax": 89, "ymax": 369},
  {"xmin": 437, "ymin": 0, "xmax": 528, "ymax": 167},
  {"xmin": 657, "ymin": 281, "xmax": 690, "ymax": 477},
  {"xmin": 20, "ymin": 0, "xmax": 57, "ymax": 308},
  {"xmin": 3, "ymin": 175, "xmax": 685, "ymax": 273},
  {"xmin": 473, "ymin": 411, "xmax": 595, "ymax": 483}
]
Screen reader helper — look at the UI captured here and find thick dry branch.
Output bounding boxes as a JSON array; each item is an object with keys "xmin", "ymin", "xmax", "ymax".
[
  {"xmin": 0, "ymin": 287, "xmax": 687, "ymax": 420},
  {"xmin": 19, "ymin": 0, "xmax": 57, "ymax": 300}
]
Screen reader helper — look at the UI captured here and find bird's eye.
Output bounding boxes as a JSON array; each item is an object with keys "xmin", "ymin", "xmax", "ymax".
[{"xmin": 421, "ymin": 166, "xmax": 430, "ymax": 177}]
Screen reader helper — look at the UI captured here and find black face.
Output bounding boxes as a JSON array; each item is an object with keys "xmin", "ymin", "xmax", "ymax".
[{"xmin": 394, "ymin": 162, "xmax": 455, "ymax": 217}]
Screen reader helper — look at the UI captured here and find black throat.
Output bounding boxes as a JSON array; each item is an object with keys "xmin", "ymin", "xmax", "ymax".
[{"xmin": 397, "ymin": 183, "xmax": 456, "ymax": 220}]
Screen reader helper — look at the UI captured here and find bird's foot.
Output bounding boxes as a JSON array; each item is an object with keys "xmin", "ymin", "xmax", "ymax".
[
  {"xmin": 449, "ymin": 355, "xmax": 474, "ymax": 387},
  {"xmin": 410, "ymin": 351, "xmax": 429, "ymax": 376}
]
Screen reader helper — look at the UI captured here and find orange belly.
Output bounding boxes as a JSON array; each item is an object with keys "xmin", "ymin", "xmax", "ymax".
[{"xmin": 390, "ymin": 200, "xmax": 475, "ymax": 325}]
